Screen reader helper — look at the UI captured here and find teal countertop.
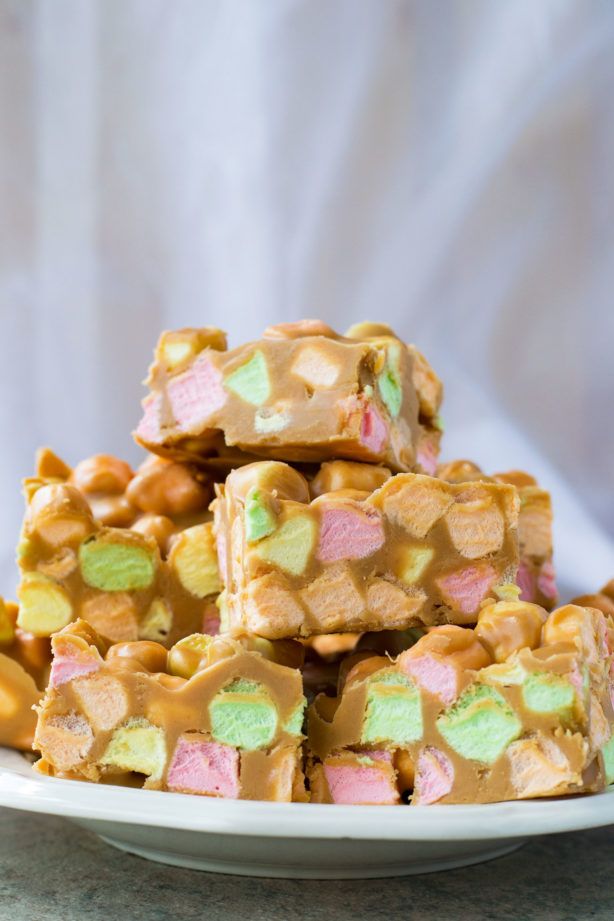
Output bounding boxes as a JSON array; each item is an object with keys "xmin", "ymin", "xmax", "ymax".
[{"xmin": 0, "ymin": 807, "xmax": 611, "ymax": 920}]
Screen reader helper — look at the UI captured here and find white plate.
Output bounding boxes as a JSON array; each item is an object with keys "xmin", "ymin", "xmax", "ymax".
[{"xmin": 1, "ymin": 746, "xmax": 612, "ymax": 878}]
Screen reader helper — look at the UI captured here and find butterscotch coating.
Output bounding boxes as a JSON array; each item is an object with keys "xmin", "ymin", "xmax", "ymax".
[
  {"xmin": 135, "ymin": 321, "xmax": 443, "ymax": 474},
  {"xmin": 34, "ymin": 621, "xmax": 306, "ymax": 802},
  {"xmin": 404, "ymin": 625, "xmax": 492, "ymax": 671},
  {"xmin": 106, "ymin": 640, "xmax": 169, "ymax": 674},
  {"xmin": 214, "ymin": 460, "xmax": 519, "ymax": 639},
  {"xmin": 71, "ymin": 455, "xmax": 134, "ymax": 497},
  {"xmin": 306, "ymin": 602, "xmax": 613, "ymax": 806},
  {"xmin": 572, "ymin": 581, "xmax": 614, "ymax": 619},
  {"xmin": 126, "ymin": 455, "xmax": 212, "ymax": 518},
  {"xmin": 475, "ymin": 600, "xmax": 548, "ymax": 662},
  {"xmin": 30, "ymin": 448, "xmax": 212, "ymax": 540},
  {"xmin": 310, "ymin": 461, "xmax": 391, "ymax": 498}
]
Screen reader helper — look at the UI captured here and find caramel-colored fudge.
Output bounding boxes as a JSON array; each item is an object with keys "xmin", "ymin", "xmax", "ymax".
[
  {"xmin": 213, "ymin": 460, "xmax": 519, "ymax": 639},
  {"xmin": 16, "ymin": 474, "xmax": 221, "ymax": 646},
  {"xmin": 34, "ymin": 621, "xmax": 306, "ymax": 802},
  {"xmin": 307, "ymin": 602, "xmax": 614, "ymax": 804},
  {"xmin": 0, "ymin": 598, "xmax": 49, "ymax": 750},
  {"xmin": 572, "ymin": 581, "xmax": 614, "ymax": 619},
  {"xmin": 439, "ymin": 460, "xmax": 557, "ymax": 609},
  {"xmin": 135, "ymin": 321, "xmax": 443, "ymax": 474}
]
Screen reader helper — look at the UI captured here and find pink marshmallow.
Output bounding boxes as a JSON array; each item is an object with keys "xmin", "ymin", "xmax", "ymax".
[
  {"xmin": 324, "ymin": 756, "xmax": 399, "ymax": 805},
  {"xmin": 516, "ymin": 559, "xmax": 536, "ymax": 603},
  {"xmin": 416, "ymin": 439, "xmax": 438, "ymax": 476},
  {"xmin": 136, "ymin": 394, "xmax": 163, "ymax": 444},
  {"xmin": 49, "ymin": 650, "xmax": 101, "ymax": 689},
  {"xmin": 317, "ymin": 506, "xmax": 385, "ymax": 563},
  {"xmin": 436, "ymin": 563, "xmax": 497, "ymax": 615},
  {"xmin": 167, "ymin": 738, "xmax": 240, "ymax": 798},
  {"xmin": 537, "ymin": 560, "xmax": 557, "ymax": 601},
  {"xmin": 202, "ymin": 607, "xmax": 220, "ymax": 636},
  {"xmin": 360, "ymin": 401, "xmax": 388, "ymax": 455},
  {"xmin": 167, "ymin": 354, "xmax": 227, "ymax": 433},
  {"xmin": 400, "ymin": 654, "xmax": 458, "ymax": 705},
  {"xmin": 414, "ymin": 747, "xmax": 454, "ymax": 805}
]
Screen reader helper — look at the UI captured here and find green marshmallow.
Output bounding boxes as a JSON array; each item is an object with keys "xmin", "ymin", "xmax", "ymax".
[
  {"xmin": 283, "ymin": 697, "xmax": 307, "ymax": 736},
  {"xmin": 101, "ymin": 718, "xmax": 166, "ymax": 780},
  {"xmin": 253, "ymin": 514, "xmax": 315, "ymax": 576},
  {"xmin": 437, "ymin": 684, "xmax": 521, "ymax": 764},
  {"xmin": 377, "ymin": 343, "xmax": 402, "ymax": 418},
  {"xmin": 602, "ymin": 736, "xmax": 614, "ymax": 785},
  {"xmin": 225, "ymin": 350, "xmax": 271, "ymax": 406},
  {"xmin": 210, "ymin": 679, "xmax": 278, "ymax": 750},
  {"xmin": 361, "ymin": 669, "xmax": 423, "ymax": 745},
  {"xmin": 245, "ymin": 488, "xmax": 277, "ymax": 543},
  {"xmin": 522, "ymin": 672, "xmax": 576, "ymax": 718},
  {"xmin": 79, "ymin": 536, "xmax": 156, "ymax": 591}
]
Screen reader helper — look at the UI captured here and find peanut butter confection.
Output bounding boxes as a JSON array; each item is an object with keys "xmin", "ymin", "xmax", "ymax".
[
  {"xmin": 572, "ymin": 580, "xmax": 614, "ymax": 619},
  {"xmin": 16, "ymin": 461, "xmax": 221, "ymax": 646},
  {"xmin": 213, "ymin": 460, "xmax": 519, "ymax": 639},
  {"xmin": 307, "ymin": 602, "xmax": 614, "ymax": 805},
  {"xmin": 134, "ymin": 321, "xmax": 443, "ymax": 474},
  {"xmin": 0, "ymin": 598, "xmax": 49, "ymax": 750},
  {"xmin": 439, "ymin": 460, "xmax": 556, "ymax": 609},
  {"xmin": 34, "ymin": 621, "xmax": 307, "ymax": 801}
]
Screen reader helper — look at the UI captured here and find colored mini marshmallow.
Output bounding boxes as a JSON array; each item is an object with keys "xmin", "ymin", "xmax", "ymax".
[
  {"xmin": 253, "ymin": 515, "xmax": 316, "ymax": 577},
  {"xmin": 167, "ymin": 354, "xmax": 228, "ymax": 433},
  {"xmin": 79, "ymin": 534, "xmax": 156, "ymax": 592},
  {"xmin": 101, "ymin": 717, "xmax": 167, "ymax": 780},
  {"xmin": 362, "ymin": 671, "xmax": 423, "ymax": 745},
  {"xmin": 49, "ymin": 634, "xmax": 102, "ymax": 688},
  {"xmin": 225, "ymin": 350, "xmax": 271, "ymax": 406},
  {"xmin": 209, "ymin": 679, "xmax": 278, "ymax": 750},
  {"xmin": 167, "ymin": 737, "xmax": 240, "ymax": 798},
  {"xmin": 436, "ymin": 684, "xmax": 521, "ymax": 764},
  {"xmin": 413, "ymin": 747, "xmax": 454, "ymax": 805},
  {"xmin": 317, "ymin": 505, "xmax": 384, "ymax": 563},
  {"xmin": 436, "ymin": 563, "xmax": 498, "ymax": 617},
  {"xmin": 323, "ymin": 753, "xmax": 400, "ymax": 805}
]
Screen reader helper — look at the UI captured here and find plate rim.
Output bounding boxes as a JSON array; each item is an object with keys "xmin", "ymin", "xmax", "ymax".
[{"xmin": 1, "ymin": 747, "xmax": 613, "ymax": 842}]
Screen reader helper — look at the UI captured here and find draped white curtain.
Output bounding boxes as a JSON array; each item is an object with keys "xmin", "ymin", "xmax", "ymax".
[{"xmin": 1, "ymin": 0, "xmax": 613, "ymax": 594}]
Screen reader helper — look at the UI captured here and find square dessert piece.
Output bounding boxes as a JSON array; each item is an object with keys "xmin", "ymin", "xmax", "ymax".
[
  {"xmin": 134, "ymin": 321, "xmax": 443, "ymax": 474},
  {"xmin": 0, "ymin": 597, "xmax": 48, "ymax": 750},
  {"xmin": 307, "ymin": 601, "xmax": 614, "ymax": 804},
  {"xmin": 34, "ymin": 621, "xmax": 306, "ymax": 802},
  {"xmin": 438, "ymin": 460, "xmax": 557, "ymax": 609},
  {"xmin": 213, "ymin": 460, "xmax": 519, "ymax": 639},
  {"xmin": 16, "ymin": 451, "xmax": 221, "ymax": 646}
]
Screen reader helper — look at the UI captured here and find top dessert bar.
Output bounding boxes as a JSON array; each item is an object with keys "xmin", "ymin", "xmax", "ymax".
[
  {"xmin": 438, "ymin": 460, "xmax": 557, "ymax": 609},
  {"xmin": 134, "ymin": 320, "xmax": 443, "ymax": 474}
]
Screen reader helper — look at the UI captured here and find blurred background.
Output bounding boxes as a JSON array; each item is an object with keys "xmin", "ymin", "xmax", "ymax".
[{"xmin": 0, "ymin": 0, "xmax": 612, "ymax": 594}]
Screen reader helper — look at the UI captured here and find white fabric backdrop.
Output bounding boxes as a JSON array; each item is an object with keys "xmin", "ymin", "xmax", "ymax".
[{"xmin": 0, "ymin": 0, "xmax": 612, "ymax": 595}]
